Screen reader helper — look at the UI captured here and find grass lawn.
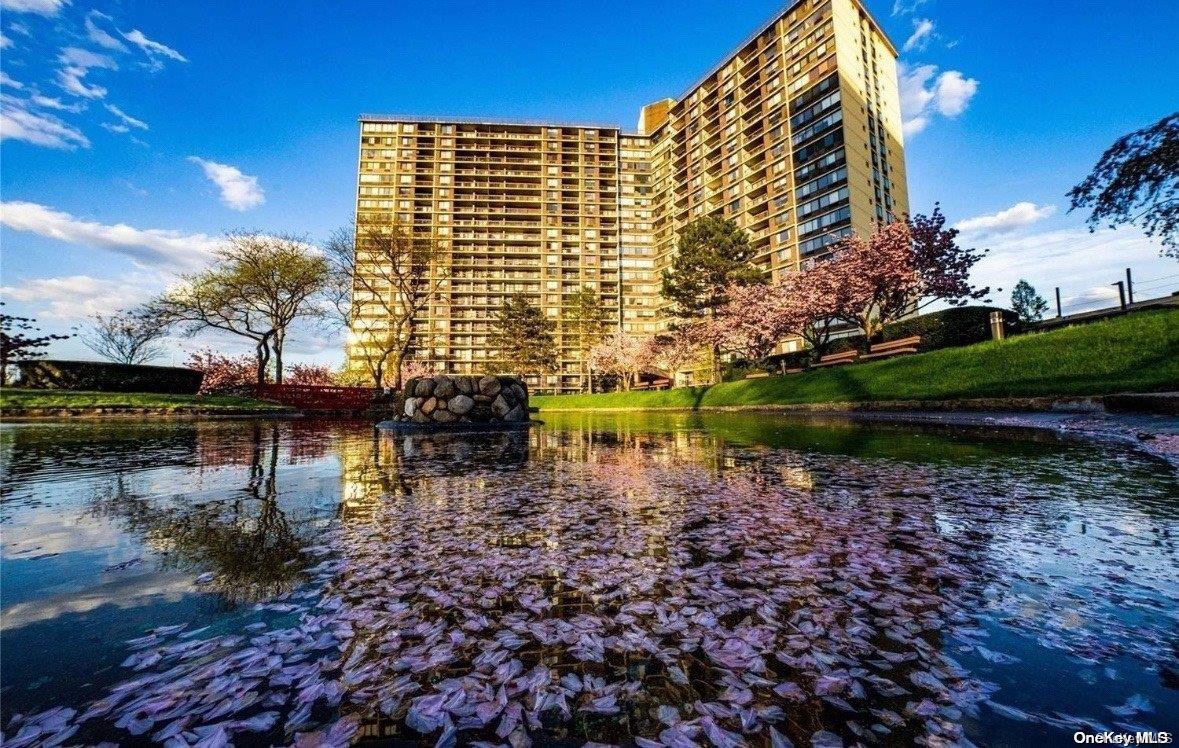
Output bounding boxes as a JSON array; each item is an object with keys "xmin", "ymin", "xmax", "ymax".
[
  {"xmin": 533, "ymin": 308, "xmax": 1179, "ymax": 411},
  {"xmin": 0, "ymin": 388, "xmax": 293, "ymax": 414}
]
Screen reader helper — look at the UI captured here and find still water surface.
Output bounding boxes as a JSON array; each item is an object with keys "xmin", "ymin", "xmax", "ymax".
[{"xmin": 1, "ymin": 414, "xmax": 1176, "ymax": 746}]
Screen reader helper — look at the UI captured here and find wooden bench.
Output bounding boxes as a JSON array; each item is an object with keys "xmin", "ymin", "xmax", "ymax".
[
  {"xmin": 744, "ymin": 371, "xmax": 771, "ymax": 379},
  {"xmin": 783, "ymin": 367, "xmax": 804, "ymax": 374},
  {"xmin": 814, "ymin": 349, "xmax": 859, "ymax": 367},
  {"xmin": 860, "ymin": 335, "xmax": 922, "ymax": 361}
]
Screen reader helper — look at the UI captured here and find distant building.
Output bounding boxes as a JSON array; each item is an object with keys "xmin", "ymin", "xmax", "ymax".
[{"xmin": 350, "ymin": 0, "xmax": 908, "ymax": 393}]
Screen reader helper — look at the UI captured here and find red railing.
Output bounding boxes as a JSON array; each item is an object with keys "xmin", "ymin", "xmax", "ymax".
[{"xmin": 254, "ymin": 384, "xmax": 379, "ymax": 412}]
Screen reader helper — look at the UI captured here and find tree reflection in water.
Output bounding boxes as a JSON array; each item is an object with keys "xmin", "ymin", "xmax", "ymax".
[{"xmin": 90, "ymin": 423, "xmax": 313, "ymax": 605}]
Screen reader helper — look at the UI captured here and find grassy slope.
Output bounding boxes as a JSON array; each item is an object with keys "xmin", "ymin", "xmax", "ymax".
[
  {"xmin": 0, "ymin": 388, "xmax": 292, "ymax": 413},
  {"xmin": 534, "ymin": 308, "xmax": 1179, "ymax": 411}
]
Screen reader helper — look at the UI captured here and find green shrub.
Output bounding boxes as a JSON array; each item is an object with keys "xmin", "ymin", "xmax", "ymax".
[
  {"xmin": 883, "ymin": 306, "xmax": 1019, "ymax": 351},
  {"xmin": 14, "ymin": 360, "xmax": 204, "ymax": 394}
]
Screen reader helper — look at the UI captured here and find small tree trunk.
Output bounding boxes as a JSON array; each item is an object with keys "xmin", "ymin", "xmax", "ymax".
[
  {"xmin": 273, "ymin": 331, "xmax": 285, "ymax": 385},
  {"xmin": 254, "ymin": 340, "xmax": 268, "ymax": 386}
]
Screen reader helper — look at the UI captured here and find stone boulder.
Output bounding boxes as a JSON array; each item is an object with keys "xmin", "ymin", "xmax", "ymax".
[{"xmin": 391, "ymin": 374, "xmax": 530, "ymax": 428}]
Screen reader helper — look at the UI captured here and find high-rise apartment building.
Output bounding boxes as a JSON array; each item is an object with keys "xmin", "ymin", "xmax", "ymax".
[{"xmin": 350, "ymin": 0, "xmax": 908, "ymax": 393}]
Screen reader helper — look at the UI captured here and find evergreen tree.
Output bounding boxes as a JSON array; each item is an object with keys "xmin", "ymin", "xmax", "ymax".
[
  {"xmin": 490, "ymin": 293, "xmax": 558, "ymax": 377},
  {"xmin": 660, "ymin": 217, "xmax": 763, "ymax": 382},
  {"xmin": 1010, "ymin": 279, "xmax": 1049, "ymax": 324},
  {"xmin": 660, "ymin": 216, "xmax": 764, "ymax": 318}
]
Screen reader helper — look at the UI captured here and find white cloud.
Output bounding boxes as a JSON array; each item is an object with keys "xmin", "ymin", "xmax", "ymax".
[
  {"xmin": 956, "ymin": 202, "xmax": 1057, "ymax": 236},
  {"xmin": 891, "ymin": 0, "xmax": 929, "ymax": 16},
  {"xmin": 0, "ymin": 274, "xmax": 146, "ymax": 320},
  {"xmin": 0, "ymin": 0, "xmax": 68, "ymax": 16},
  {"xmin": 0, "ymin": 32, "xmax": 12, "ymax": 49},
  {"xmin": 0, "ymin": 97, "xmax": 90, "ymax": 148},
  {"xmin": 0, "ymin": 200, "xmax": 221, "ymax": 268},
  {"xmin": 898, "ymin": 62, "xmax": 978, "ymax": 137},
  {"xmin": 56, "ymin": 46, "xmax": 118, "ymax": 99},
  {"xmin": 0, "ymin": 71, "xmax": 24, "ymax": 89},
  {"xmin": 902, "ymin": 18, "xmax": 935, "ymax": 52},
  {"xmin": 104, "ymin": 103, "xmax": 147, "ymax": 130},
  {"xmin": 84, "ymin": 10, "xmax": 127, "ymax": 51},
  {"xmin": 969, "ymin": 227, "xmax": 1173, "ymax": 315},
  {"xmin": 31, "ymin": 93, "xmax": 86, "ymax": 112},
  {"xmin": 933, "ymin": 70, "xmax": 977, "ymax": 116},
  {"xmin": 121, "ymin": 28, "xmax": 186, "ymax": 71},
  {"xmin": 188, "ymin": 157, "xmax": 265, "ymax": 211},
  {"xmin": 8, "ymin": 22, "xmax": 31, "ymax": 36}
]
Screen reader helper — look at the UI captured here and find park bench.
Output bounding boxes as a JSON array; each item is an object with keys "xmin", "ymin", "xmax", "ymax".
[
  {"xmin": 744, "ymin": 371, "xmax": 771, "ymax": 379},
  {"xmin": 814, "ymin": 350, "xmax": 859, "ymax": 367},
  {"xmin": 860, "ymin": 335, "xmax": 922, "ymax": 361}
]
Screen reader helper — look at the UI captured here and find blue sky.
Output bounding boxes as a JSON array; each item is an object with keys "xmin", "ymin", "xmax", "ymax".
[{"xmin": 2, "ymin": 0, "xmax": 1177, "ymax": 366}]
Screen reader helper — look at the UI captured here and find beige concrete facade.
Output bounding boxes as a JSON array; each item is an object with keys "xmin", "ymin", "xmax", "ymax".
[{"xmin": 350, "ymin": 0, "xmax": 907, "ymax": 393}]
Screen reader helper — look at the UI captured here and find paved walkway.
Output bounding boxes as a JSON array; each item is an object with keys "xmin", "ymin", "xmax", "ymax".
[{"xmin": 836, "ymin": 409, "xmax": 1179, "ymax": 466}]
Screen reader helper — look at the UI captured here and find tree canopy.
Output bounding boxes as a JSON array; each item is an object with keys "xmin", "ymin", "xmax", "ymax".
[
  {"xmin": 1068, "ymin": 112, "xmax": 1179, "ymax": 259},
  {"xmin": 1011, "ymin": 280, "xmax": 1049, "ymax": 325},
  {"xmin": 154, "ymin": 232, "xmax": 329, "ymax": 384},
  {"xmin": 490, "ymin": 293, "xmax": 558, "ymax": 377},
  {"xmin": 325, "ymin": 222, "xmax": 447, "ymax": 388},
  {"xmin": 660, "ymin": 216, "xmax": 764, "ymax": 319},
  {"xmin": 82, "ymin": 308, "xmax": 168, "ymax": 365}
]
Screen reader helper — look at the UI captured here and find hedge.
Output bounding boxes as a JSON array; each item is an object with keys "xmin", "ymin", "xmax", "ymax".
[
  {"xmin": 13, "ymin": 360, "xmax": 205, "ymax": 395},
  {"xmin": 883, "ymin": 306, "xmax": 1020, "ymax": 351}
]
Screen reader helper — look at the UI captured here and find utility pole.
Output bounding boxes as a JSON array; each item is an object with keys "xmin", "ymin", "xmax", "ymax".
[
  {"xmin": 1125, "ymin": 268, "xmax": 1134, "ymax": 305},
  {"xmin": 1113, "ymin": 281, "xmax": 1127, "ymax": 310},
  {"xmin": 1055, "ymin": 287, "xmax": 1062, "ymax": 318}
]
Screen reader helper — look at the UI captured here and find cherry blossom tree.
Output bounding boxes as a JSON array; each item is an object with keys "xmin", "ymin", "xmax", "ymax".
[
  {"xmin": 650, "ymin": 323, "xmax": 707, "ymax": 385},
  {"xmin": 907, "ymin": 204, "xmax": 990, "ymax": 310},
  {"xmin": 824, "ymin": 222, "xmax": 921, "ymax": 342},
  {"xmin": 588, "ymin": 333, "xmax": 654, "ymax": 391},
  {"xmin": 285, "ymin": 363, "xmax": 336, "ymax": 386},
  {"xmin": 185, "ymin": 349, "xmax": 265, "ymax": 394},
  {"xmin": 711, "ymin": 282, "xmax": 796, "ymax": 366}
]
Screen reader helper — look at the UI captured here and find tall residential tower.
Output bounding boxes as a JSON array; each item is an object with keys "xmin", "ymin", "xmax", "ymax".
[{"xmin": 350, "ymin": 0, "xmax": 908, "ymax": 393}]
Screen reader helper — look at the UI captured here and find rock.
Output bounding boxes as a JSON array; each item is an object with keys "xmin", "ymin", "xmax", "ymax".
[
  {"xmin": 491, "ymin": 394, "xmax": 511, "ymax": 418},
  {"xmin": 433, "ymin": 379, "xmax": 456, "ymax": 399},
  {"xmin": 449, "ymin": 395, "xmax": 474, "ymax": 415},
  {"xmin": 478, "ymin": 376, "xmax": 502, "ymax": 397},
  {"xmin": 395, "ymin": 374, "xmax": 529, "ymax": 428},
  {"xmin": 404, "ymin": 397, "xmax": 421, "ymax": 417}
]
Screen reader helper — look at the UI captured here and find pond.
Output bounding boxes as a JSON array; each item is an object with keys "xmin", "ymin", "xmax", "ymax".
[{"xmin": 1, "ymin": 414, "xmax": 1176, "ymax": 747}]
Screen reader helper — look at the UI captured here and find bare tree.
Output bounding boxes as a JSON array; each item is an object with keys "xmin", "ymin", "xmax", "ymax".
[
  {"xmin": 153, "ymin": 232, "xmax": 330, "ymax": 385},
  {"xmin": 82, "ymin": 308, "xmax": 169, "ymax": 365},
  {"xmin": 325, "ymin": 222, "xmax": 448, "ymax": 389}
]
